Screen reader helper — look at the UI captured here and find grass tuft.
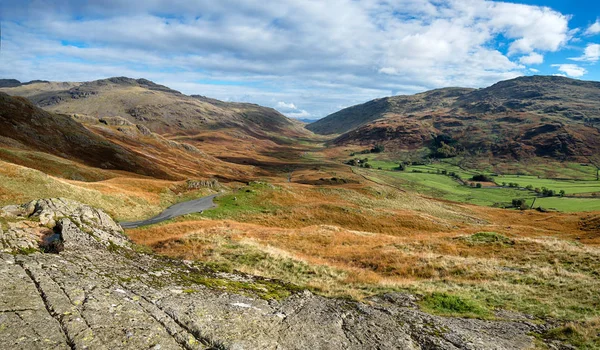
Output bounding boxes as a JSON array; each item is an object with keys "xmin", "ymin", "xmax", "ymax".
[
  {"xmin": 420, "ymin": 292, "xmax": 490, "ymax": 318},
  {"xmin": 543, "ymin": 319, "xmax": 600, "ymax": 349},
  {"xmin": 462, "ymin": 232, "xmax": 514, "ymax": 245}
]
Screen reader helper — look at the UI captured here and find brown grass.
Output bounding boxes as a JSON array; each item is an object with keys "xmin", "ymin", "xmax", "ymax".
[
  {"xmin": 127, "ymin": 179, "xmax": 600, "ymax": 323},
  {"xmin": 0, "ymin": 108, "xmax": 598, "ymax": 343}
]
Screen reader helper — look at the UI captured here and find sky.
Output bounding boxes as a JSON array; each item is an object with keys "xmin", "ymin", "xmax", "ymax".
[{"xmin": 1, "ymin": 1, "xmax": 599, "ymax": 120}]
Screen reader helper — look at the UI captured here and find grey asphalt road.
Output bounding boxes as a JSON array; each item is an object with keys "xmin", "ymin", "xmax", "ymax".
[{"xmin": 120, "ymin": 194, "xmax": 218, "ymax": 229}]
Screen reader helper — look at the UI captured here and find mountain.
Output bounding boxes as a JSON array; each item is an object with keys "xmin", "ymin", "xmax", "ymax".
[
  {"xmin": 0, "ymin": 79, "xmax": 23, "ymax": 88},
  {"xmin": 0, "ymin": 92, "xmax": 253, "ymax": 182},
  {"xmin": 0, "ymin": 77, "xmax": 307, "ymax": 139},
  {"xmin": 310, "ymin": 76, "xmax": 600, "ymax": 161},
  {"xmin": 306, "ymin": 87, "xmax": 475, "ymax": 135},
  {"xmin": 295, "ymin": 117, "xmax": 321, "ymax": 124},
  {"xmin": 0, "ymin": 92, "xmax": 171, "ymax": 179}
]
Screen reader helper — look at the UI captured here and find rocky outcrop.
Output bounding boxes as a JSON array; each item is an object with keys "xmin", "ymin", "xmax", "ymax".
[
  {"xmin": 187, "ymin": 179, "xmax": 220, "ymax": 190},
  {"xmin": 1, "ymin": 198, "xmax": 128, "ymax": 249},
  {"xmin": 0, "ymin": 199, "xmax": 544, "ymax": 349}
]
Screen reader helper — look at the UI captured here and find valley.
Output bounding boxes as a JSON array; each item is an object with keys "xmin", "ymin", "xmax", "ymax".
[{"xmin": 1, "ymin": 76, "xmax": 599, "ymax": 349}]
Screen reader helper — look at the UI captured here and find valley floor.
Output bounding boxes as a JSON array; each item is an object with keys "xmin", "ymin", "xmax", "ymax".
[{"xmin": 1, "ymin": 135, "xmax": 599, "ymax": 349}]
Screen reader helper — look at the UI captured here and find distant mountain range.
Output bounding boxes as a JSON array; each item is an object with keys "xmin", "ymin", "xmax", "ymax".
[
  {"xmin": 308, "ymin": 76, "xmax": 600, "ymax": 162},
  {"xmin": 294, "ymin": 118, "xmax": 322, "ymax": 124},
  {"xmin": 0, "ymin": 77, "xmax": 307, "ymax": 139},
  {"xmin": 3, "ymin": 75, "xmax": 599, "ymax": 170},
  {"xmin": 0, "ymin": 77, "xmax": 324, "ymax": 181}
]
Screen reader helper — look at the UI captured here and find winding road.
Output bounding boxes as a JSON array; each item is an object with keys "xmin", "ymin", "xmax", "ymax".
[{"xmin": 120, "ymin": 194, "xmax": 218, "ymax": 229}]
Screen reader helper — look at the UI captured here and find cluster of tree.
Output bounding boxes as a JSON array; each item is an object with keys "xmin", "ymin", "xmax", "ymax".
[
  {"xmin": 430, "ymin": 135, "xmax": 461, "ymax": 159},
  {"xmin": 511, "ymin": 198, "xmax": 529, "ymax": 210},
  {"xmin": 471, "ymin": 174, "xmax": 493, "ymax": 182},
  {"xmin": 501, "ymin": 182, "xmax": 566, "ymax": 197},
  {"xmin": 371, "ymin": 144, "xmax": 385, "ymax": 153},
  {"xmin": 432, "ymin": 141, "xmax": 458, "ymax": 158},
  {"xmin": 345, "ymin": 157, "xmax": 372, "ymax": 168},
  {"xmin": 534, "ymin": 187, "xmax": 565, "ymax": 197},
  {"xmin": 349, "ymin": 144, "xmax": 385, "ymax": 157}
]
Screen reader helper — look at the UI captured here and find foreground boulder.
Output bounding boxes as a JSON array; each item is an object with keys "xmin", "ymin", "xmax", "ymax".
[{"xmin": 0, "ymin": 199, "xmax": 543, "ymax": 349}]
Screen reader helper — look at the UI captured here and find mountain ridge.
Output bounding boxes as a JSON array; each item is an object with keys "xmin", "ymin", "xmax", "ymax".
[
  {"xmin": 308, "ymin": 75, "xmax": 600, "ymax": 162},
  {"xmin": 0, "ymin": 77, "xmax": 307, "ymax": 139}
]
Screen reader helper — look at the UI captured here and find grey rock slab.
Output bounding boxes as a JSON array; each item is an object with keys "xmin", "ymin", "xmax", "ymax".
[
  {"xmin": 0, "ymin": 311, "xmax": 69, "ymax": 350},
  {"xmin": 0, "ymin": 255, "xmax": 68, "ymax": 350}
]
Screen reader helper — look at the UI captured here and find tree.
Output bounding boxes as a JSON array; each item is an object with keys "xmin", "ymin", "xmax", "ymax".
[
  {"xmin": 371, "ymin": 144, "xmax": 385, "ymax": 153},
  {"xmin": 512, "ymin": 198, "xmax": 528, "ymax": 210},
  {"xmin": 471, "ymin": 174, "xmax": 493, "ymax": 182},
  {"xmin": 395, "ymin": 163, "xmax": 405, "ymax": 171},
  {"xmin": 559, "ymin": 190, "xmax": 566, "ymax": 197},
  {"xmin": 434, "ymin": 141, "xmax": 458, "ymax": 158},
  {"xmin": 364, "ymin": 162, "xmax": 372, "ymax": 168},
  {"xmin": 476, "ymin": 183, "xmax": 482, "ymax": 188}
]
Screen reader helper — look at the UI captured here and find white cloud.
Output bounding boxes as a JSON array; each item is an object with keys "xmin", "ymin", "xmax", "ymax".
[
  {"xmin": 585, "ymin": 19, "xmax": 600, "ymax": 36},
  {"xmin": 276, "ymin": 101, "xmax": 297, "ymax": 110},
  {"xmin": 484, "ymin": 2, "xmax": 570, "ymax": 54},
  {"xmin": 0, "ymin": 0, "xmax": 578, "ymax": 118},
  {"xmin": 529, "ymin": 68, "xmax": 539, "ymax": 73},
  {"xmin": 569, "ymin": 43, "xmax": 600, "ymax": 62},
  {"xmin": 552, "ymin": 64, "xmax": 587, "ymax": 77},
  {"xmin": 286, "ymin": 110, "xmax": 311, "ymax": 119},
  {"xmin": 519, "ymin": 52, "xmax": 544, "ymax": 65}
]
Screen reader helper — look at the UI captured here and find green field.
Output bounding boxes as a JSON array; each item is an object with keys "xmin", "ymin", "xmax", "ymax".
[
  {"xmin": 495, "ymin": 175, "xmax": 600, "ymax": 195},
  {"xmin": 364, "ymin": 153, "xmax": 599, "ymax": 179},
  {"xmin": 347, "ymin": 154, "xmax": 600, "ymax": 211},
  {"xmin": 534, "ymin": 196, "xmax": 600, "ymax": 212},
  {"xmin": 360, "ymin": 168, "xmax": 600, "ymax": 212},
  {"xmin": 379, "ymin": 171, "xmax": 531, "ymax": 207}
]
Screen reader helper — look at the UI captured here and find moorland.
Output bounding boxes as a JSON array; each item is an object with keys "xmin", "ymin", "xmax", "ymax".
[{"xmin": 1, "ymin": 76, "xmax": 599, "ymax": 349}]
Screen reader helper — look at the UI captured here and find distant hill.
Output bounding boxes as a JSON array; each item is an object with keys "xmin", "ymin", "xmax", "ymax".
[
  {"xmin": 0, "ymin": 77, "xmax": 308, "ymax": 139},
  {"xmin": 309, "ymin": 76, "xmax": 600, "ymax": 162},
  {"xmin": 306, "ymin": 87, "xmax": 474, "ymax": 135},
  {"xmin": 295, "ymin": 118, "xmax": 321, "ymax": 124},
  {"xmin": 0, "ymin": 79, "xmax": 23, "ymax": 88}
]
